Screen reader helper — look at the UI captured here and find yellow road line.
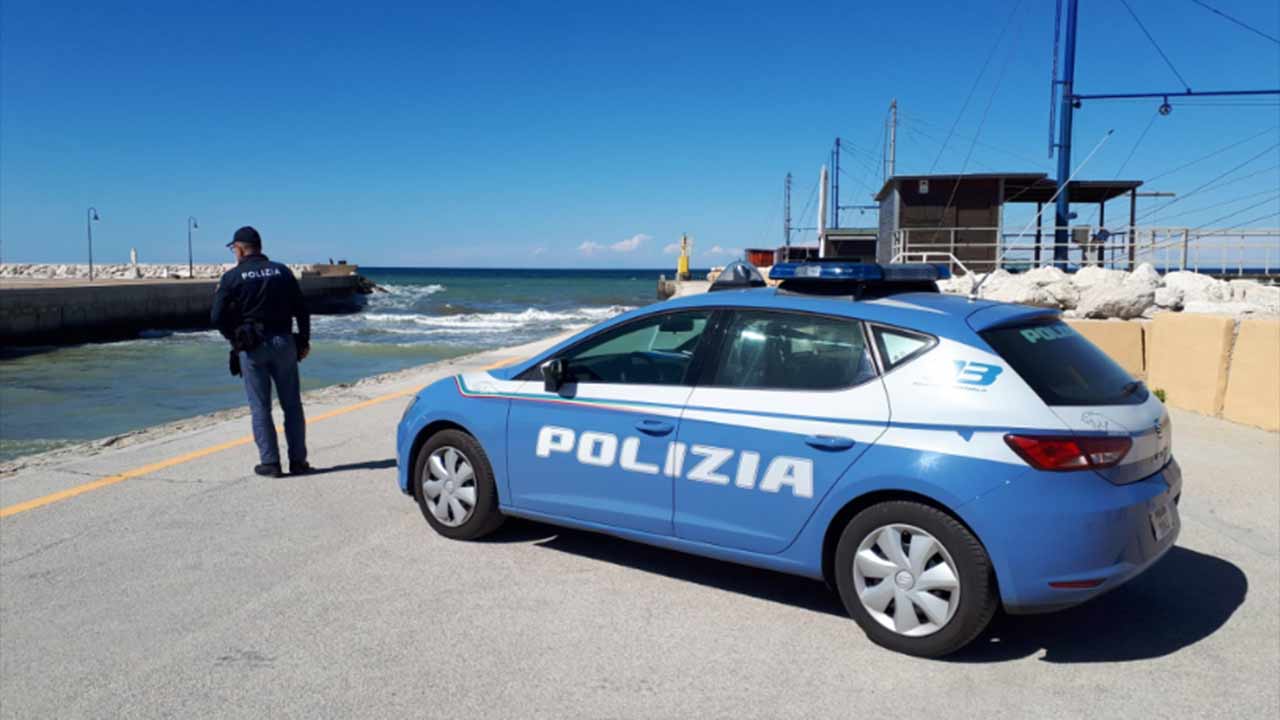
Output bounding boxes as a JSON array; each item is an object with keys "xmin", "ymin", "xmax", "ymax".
[
  {"xmin": 0, "ymin": 386, "xmax": 421, "ymax": 520},
  {"xmin": 481, "ymin": 356, "xmax": 522, "ymax": 370}
]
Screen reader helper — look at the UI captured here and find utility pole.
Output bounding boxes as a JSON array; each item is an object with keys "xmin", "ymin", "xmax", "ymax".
[
  {"xmin": 86, "ymin": 207, "xmax": 100, "ymax": 282},
  {"xmin": 1053, "ymin": 0, "xmax": 1080, "ymax": 267},
  {"xmin": 832, "ymin": 138, "xmax": 841, "ymax": 229},
  {"xmin": 886, "ymin": 99, "xmax": 897, "ymax": 181},
  {"xmin": 818, "ymin": 165, "xmax": 829, "ymax": 257},
  {"xmin": 784, "ymin": 172, "xmax": 792, "ymax": 249},
  {"xmin": 187, "ymin": 216, "xmax": 199, "ymax": 279}
]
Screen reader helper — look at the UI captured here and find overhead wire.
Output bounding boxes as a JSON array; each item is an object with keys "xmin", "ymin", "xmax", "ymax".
[
  {"xmin": 973, "ymin": 129, "xmax": 1115, "ymax": 294},
  {"xmin": 932, "ymin": 2, "xmax": 1027, "ymax": 232},
  {"xmin": 758, "ymin": 182, "xmax": 785, "ymax": 249},
  {"xmin": 901, "ymin": 124, "xmax": 1004, "ymax": 173},
  {"xmin": 1134, "ymin": 141, "xmax": 1280, "ymax": 223},
  {"xmin": 1111, "ymin": 110, "xmax": 1161, "ymax": 180},
  {"xmin": 899, "ymin": 113, "xmax": 1052, "ymax": 170},
  {"xmin": 836, "ymin": 141, "xmax": 883, "ymax": 176},
  {"xmin": 1204, "ymin": 210, "xmax": 1280, "ymax": 235},
  {"xmin": 927, "ymin": 0, "xmax": 1025, "ymax": 173},
  {"xmin": 1160, "ymin": 163, "xmax": 1280, "ymax": 198},
  {"xmin": 838, "ymin": 138, "xmax": 883, "ymax": 164},
  {"xmin": 1185, "ymin": 193, "xmax": 1280, "ymax": 231},
  {"xmin": 793, "ymin": 168, "xmax": 821, "ymax": 239},
  {"xmin": 838, "ymin": 165, "xmax": 881, "ymax": 198},
  {"xmin": 1119, "ymin": 0, "xmax": 1193, "ymax": 91},
  {"xmin": 1151, "ymin": 186, "xmax": 1280, "ymax": 223},
  {"xmin": 1144, "ymin": 126, "xmax": 1278, "ymax": 183},
  {"xmin": 1081, "ymin": 108, "xmax": 1161, "ymax": 226},
  {"xmin": 1190, "ymin": 0, "xmax": 1280, "ymax": 45}
]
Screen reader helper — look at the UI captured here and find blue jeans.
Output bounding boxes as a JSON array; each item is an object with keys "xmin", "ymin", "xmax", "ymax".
[{"xmin": 240, "ymin": 334, "xmax": 307, "ymax": 466}]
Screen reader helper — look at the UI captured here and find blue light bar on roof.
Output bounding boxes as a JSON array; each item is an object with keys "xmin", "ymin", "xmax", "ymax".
[
  {"xmin": 883, "ymin": 263, "xmax": 952, "ymax": 280},
  {"xmin": 768, "ymin": 262, "xmax": 950, "ymax": 282},
  {"xmin": 769, "ymin": 263, "xmax": 882, "ymax": 281}
]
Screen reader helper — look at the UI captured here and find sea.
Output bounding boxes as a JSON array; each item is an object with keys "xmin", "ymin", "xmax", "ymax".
[{"xmin": 0, "ymin": 267, "xmax": 679, "ymax": 463}]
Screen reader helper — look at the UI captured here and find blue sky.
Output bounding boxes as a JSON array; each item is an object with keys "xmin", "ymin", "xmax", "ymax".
[{"xmin": 2, "ymin": 0, "xmax": 1277, "ymax": 268}]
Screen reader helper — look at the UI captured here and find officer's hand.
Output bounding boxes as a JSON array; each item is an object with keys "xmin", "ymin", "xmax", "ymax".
[{"xmin": 298, "ymin": 345, "xmax": 311, "ymax": 361}]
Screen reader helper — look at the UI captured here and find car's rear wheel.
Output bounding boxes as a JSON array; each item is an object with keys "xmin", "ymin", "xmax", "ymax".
[
  {"xmin": 413, "ymin": 429, "xmax": 504, "ymax": 540},
  {"xmin": 833, "ymin": 500, "xmax": 996, "ymax": 657}
]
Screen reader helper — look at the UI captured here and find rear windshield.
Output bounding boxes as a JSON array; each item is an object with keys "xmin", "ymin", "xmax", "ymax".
[{"xmin": 980, "ymin": 320, "xmax": 1147, "ymax": 406}]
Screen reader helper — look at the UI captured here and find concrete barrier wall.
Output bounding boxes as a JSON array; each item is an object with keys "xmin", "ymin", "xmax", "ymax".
[
  {"xmin": 1222, "ymin": 319, "xmax": 1280, "ymax": 432},
  {"xmin": 1066, "ymin": 320, "xmax": 1146, "ymax": 378},
  {"xmin": 0, "ymin": 276, "xmax": 367, "ymax": 345},
  {"xmin": 1066, "ymin": 313, "xmax": 1277, "ymax": 431},
  {"xmin": 1146, "ymin": 313, "xmax": 1236, "ymax": 417}
]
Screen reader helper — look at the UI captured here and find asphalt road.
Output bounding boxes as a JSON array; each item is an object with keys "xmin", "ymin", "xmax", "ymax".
[{"xmin": 1, "ymin": 342, "xmax": 1277, "ymax": 719}]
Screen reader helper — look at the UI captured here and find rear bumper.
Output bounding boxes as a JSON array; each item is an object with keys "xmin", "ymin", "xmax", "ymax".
[{"xmin": 968, "ymin": 458, "xmax": 1183, "ymax": 614}]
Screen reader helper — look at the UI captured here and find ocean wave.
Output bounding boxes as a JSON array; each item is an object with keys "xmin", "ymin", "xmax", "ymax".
[
  {"xmin": 362, "ymin": 282, "xmax": 449, "ymax": 314},
  {"xmin": 358, "ymin": 305, "xmax": 633, "ymax": 331},
  {"xmin": 383, "ymin": 283, "xmax": 446, "ymax": 297}
]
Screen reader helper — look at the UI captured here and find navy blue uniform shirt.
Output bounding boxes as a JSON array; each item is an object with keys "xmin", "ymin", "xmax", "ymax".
[{"xmin": 211, "ymin": 254, "xmax": 311, "ymax": 345}]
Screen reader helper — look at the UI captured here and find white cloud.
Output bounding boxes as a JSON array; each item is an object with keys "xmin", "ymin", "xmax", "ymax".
[
  {"xmin": 610, "ymin": 233, "xmax": 651, "ymax": 253},
  {"xmin": 705, "ymin": 245, "xmax": 740, "ymax": 257},
  {"xmin": 662, "ymin": 243, "xmax": 682, "ymax": 255},
  {"xmin": 577, "ymin": 241, "xmax": 604, "ymax": 255},
  {"xmin": 532, "ymin": 246, "xmax": 546, "ymax": 256}
]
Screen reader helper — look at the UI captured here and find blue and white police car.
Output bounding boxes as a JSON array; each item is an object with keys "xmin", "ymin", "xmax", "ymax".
[{"xmin": 395, "ymin": 261, "xmax": 1180, "ymax": 657}]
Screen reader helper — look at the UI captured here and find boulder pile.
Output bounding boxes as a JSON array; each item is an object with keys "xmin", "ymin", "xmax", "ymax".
[{"xmin": 938, "ymin": 263, "xmax": 1279, "ymax": 319}]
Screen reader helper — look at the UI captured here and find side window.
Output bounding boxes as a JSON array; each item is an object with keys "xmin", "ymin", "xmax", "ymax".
[
  {"xmin": 562, "ymin": 310, "xmax": 711, "ymax": 385},
  {"xmin": 873, "ymin": 326, "xmax": 935, "ymax": 369},
  {"xmin": 709, "ymin": 311, "xmax": 875, "ymax": 390}
]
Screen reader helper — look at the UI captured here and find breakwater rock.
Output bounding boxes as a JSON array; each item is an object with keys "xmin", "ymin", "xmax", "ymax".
[{"xmin": 939, "ymin": 264, "xmax": 1279, "ymax": 319}]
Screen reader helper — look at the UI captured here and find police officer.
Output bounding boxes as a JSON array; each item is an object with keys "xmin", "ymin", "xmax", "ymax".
[{"xmin": 212, "ymin": 226, "xmax": 312, "ymax": 477}]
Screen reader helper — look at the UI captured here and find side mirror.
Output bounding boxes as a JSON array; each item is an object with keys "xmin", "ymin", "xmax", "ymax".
[{"xmin": 541, "ymin": 358, "xmax": 566, "ymax": 393}]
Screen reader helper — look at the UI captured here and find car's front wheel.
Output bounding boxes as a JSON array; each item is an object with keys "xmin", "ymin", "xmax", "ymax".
[
  {"xmin": 413, "ymin": 429, "xmax": 505, "ymax": 540},
  {"xmin": 833, "ymin": 500, "xmax": 997, "ymax": 657}
]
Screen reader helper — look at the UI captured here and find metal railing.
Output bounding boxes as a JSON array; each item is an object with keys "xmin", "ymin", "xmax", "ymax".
[
  {"xmin": 891, "ymin": 251, "xmax": 973, "ymax": 278},
  {"xmin": 890, "ymin": 226, "xmax": 1280, "ymax": 277}
]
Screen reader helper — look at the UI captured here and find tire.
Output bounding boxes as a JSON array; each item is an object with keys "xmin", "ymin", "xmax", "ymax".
[
  {"xmin": 413, "ymin": 429, "xmax": 505, "ymax": 541},
  {"xmin": 833, "ymin": 500, "xmax": 997, "ymax": 658}
]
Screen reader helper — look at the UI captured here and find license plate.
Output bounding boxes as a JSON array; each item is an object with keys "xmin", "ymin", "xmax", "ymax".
[{"xmin": 1150, "ymin": 501, "xmax": 1175, "ymax": 542}]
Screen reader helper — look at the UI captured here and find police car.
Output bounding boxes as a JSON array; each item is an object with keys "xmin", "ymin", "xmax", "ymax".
[{"xmin": 395, "ymin": 261, "xmax": 1181, "ymax": 657}]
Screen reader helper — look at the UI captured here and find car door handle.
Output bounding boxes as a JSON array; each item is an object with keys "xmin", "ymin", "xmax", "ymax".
[
  {"xmin": 635, "ymin": 419, "xmax": 674, "ymax": 436},
  {"xmin": 805, "ymin": 435, "xmax": 855, "ymax": 451}
]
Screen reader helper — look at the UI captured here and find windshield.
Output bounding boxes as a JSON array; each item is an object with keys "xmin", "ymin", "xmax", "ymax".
[{"xmin": 981, "ymin": 320, "xmax": 1147, "ymax": 406}]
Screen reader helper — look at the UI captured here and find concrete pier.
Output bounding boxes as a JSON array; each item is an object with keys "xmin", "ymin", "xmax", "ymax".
[{"xmin": 0, "ymin": 271, "xmax": 372, "ymax": 346}]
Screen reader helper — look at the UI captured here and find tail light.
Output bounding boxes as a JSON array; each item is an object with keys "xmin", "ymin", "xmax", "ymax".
[{"xmin": 1004, "ymin": 434, "xmax": 1132, "ymax": 471}]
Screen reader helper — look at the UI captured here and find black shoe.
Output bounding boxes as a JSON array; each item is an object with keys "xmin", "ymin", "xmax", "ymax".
[
  {"xmin": 290, "ymin": 461, "xmax": 314, "ymax": 476},
  {"xmin": 254, "ymin": 463, "xmax": 283, "ymax": 478}
]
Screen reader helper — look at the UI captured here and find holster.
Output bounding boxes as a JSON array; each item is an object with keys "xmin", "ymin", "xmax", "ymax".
[{"xmin": 233, "ymin": 322, "xmax": 266, "ymax": 353}]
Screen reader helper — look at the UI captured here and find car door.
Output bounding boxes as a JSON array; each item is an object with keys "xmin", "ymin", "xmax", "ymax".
[
  {"xmin": 673, "ymin": 309, "xmax": 890, "ymax": 553},
  {"xmin": 507, "ymin": 309, "xmax": 714, "ymax": 535}
]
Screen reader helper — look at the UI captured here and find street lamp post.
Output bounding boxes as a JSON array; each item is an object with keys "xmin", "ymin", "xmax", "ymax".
[
  {"xmin": 187, "ymin": 216, "xmax": 199, "ymax": 279},
  {"xmin": 86, "ymin": 207, "xmax": 100, "ymax": 281}
]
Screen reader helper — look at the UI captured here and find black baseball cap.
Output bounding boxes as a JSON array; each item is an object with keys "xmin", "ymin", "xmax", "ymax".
[{"xmin": 227, "ymin": 226, "xmax": 262, "ymax": 248}]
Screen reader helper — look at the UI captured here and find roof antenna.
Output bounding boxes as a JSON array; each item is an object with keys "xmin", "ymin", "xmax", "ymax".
[{"xmin": 970, "ymin": 129, "xmax": 1115, "ymax": 301}]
